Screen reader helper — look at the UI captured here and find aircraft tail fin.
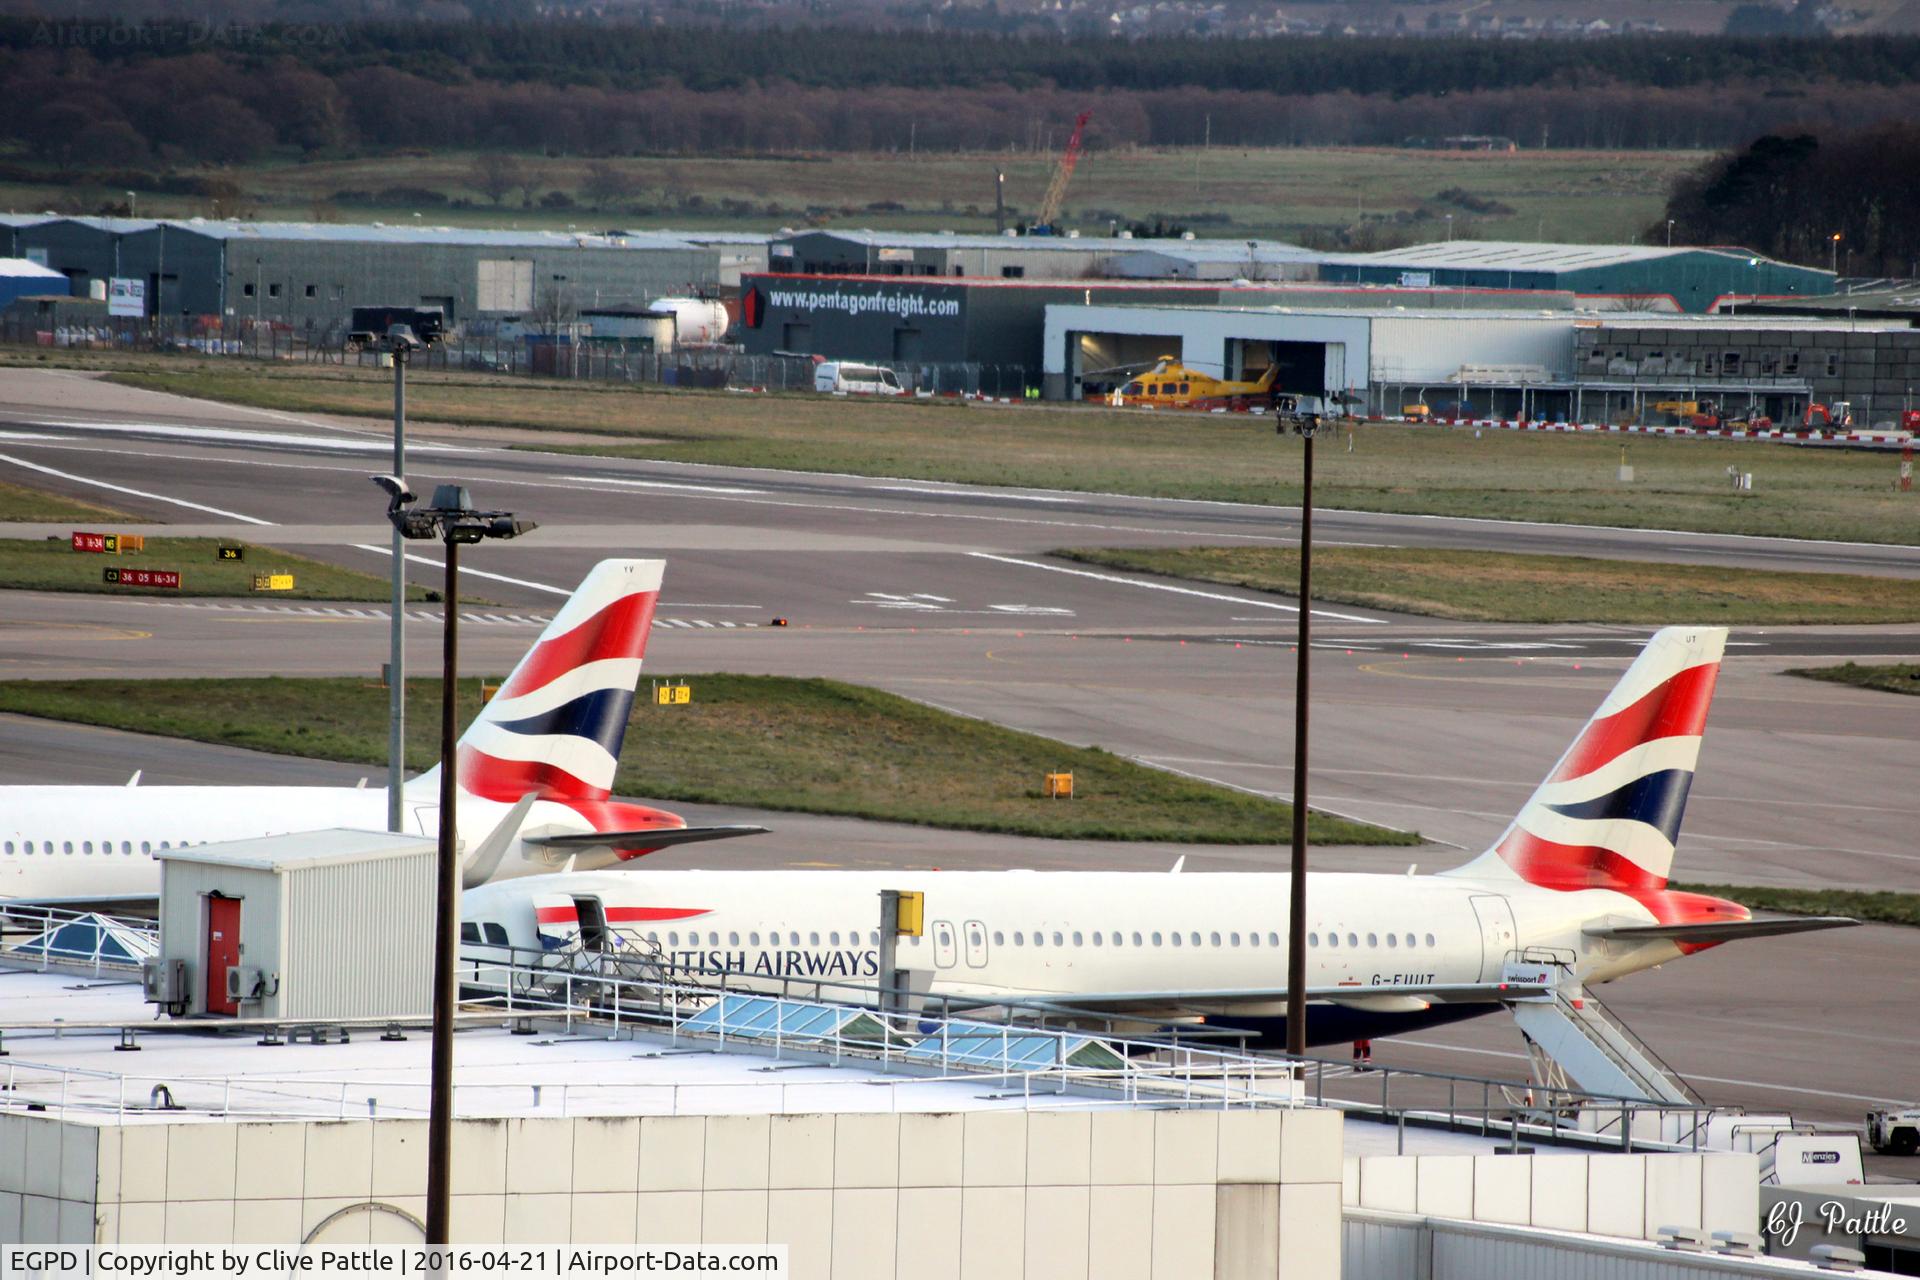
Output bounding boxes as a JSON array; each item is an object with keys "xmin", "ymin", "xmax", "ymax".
[
  {"xmin": 450, "ymin": 559, "xmax": 663, "ymax": 804},
  {"xmin": 1446, "ymin": 627, "xmax": 1726, "ymax": 892}
]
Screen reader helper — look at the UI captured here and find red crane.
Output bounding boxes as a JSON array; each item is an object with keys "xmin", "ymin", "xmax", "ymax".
[{"xmin": 1030, "ymin": 110, "xmax": 1092, "ymax": 236}]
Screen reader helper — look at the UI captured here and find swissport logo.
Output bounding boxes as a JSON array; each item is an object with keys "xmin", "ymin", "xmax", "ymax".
[{"xmin": 763, "ymin": 287, "xmax": 960, "ymax": 321}]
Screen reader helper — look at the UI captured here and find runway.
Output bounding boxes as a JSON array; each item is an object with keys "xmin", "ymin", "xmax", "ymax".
[{"xmin": 1, "ymin": 369, "xmax": 1917, "ymax": 1158}]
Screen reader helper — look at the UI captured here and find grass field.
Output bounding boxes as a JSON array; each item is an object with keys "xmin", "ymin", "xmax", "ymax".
[
  {"xmin": 1788, "ymin": 662, "xmax": 1920, "ymax": 696},
  {"xmin": 90, "ymin": 360, "xmax": 1920, "ymax": 545},
  {"xmin": 1, "ymin": 147, "xmax": 1704, "ymax": 245},
  {"xmin": 1670, "ymin": 882, "xmax": 1920, "ymax": 929},
  {"xmin": 0, "ymin": 674, "xmax": 1413, "ymax": 846},
  {"xmin": 0, "ymin": 477, "xmax": 129, "ymax": 524},
  {"xmin": 1055, "ymin": 545, "xmax": 1920, "ymax": 624},
  {"xmin": 0, "ymin": 535, "xmax": 432, "ymax": 600}
]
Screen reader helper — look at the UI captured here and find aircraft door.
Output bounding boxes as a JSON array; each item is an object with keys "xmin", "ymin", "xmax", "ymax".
[
  {"xmin": 1468, "ymin": 895, "xmax": 1518, "ymax": 983},
  {"xmin": 963, "ymin": 919, "xmax": 988, "ymax": 969},
  {"xmin": 573, "ymin": 896, "xmax": 609, "ymax": 953},
  {"xmin": 532, "ymin": 893, "xmax": 579, "ymax": 951},
  {"xmin": 932, "ymin": 919, "xmax": 957, "ymax": 969},
  {"xmin": 204, "ymin": 894, "xmax": 241, "ymax": 1016}
]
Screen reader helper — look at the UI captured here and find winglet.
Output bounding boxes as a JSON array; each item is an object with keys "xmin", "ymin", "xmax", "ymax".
[{"xmin": 462, "ymin": 792, "xmax": 540, "ymax": 889}]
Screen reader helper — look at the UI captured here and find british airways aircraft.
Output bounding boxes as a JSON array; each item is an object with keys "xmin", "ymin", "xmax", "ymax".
[
  {"xmin": 464, "ymin": 626, "xmax": 1856, "ymax": 1046},
  {"xmin": 0, "ymin": 559, "xmax": 760, "ymax": 901}
]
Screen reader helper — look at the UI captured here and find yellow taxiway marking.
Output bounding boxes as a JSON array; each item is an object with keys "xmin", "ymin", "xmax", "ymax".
[
  {"xmin": 787, "ymin": 861, "xmax": 841, "ymax": 869},
  {"xmin": 1356, "ymin": 656, "xmax": 1625, "ymax": 683},
  {"xmin": 0, "ymin": 621, "xmax": 151, "ymax": 641}
]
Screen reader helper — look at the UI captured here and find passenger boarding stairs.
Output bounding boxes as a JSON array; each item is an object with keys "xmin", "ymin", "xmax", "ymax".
[{"xmin": 1503, "ymin": 952, "xmax": 1698, "ymax": 1107}]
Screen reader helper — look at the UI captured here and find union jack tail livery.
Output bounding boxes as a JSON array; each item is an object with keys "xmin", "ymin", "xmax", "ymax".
[
  {"xmin": 1449, "ymin": 627, "xmax": 1726, "ymax": 893},
  {"xmin": 456, "ymin": 559, "xmax": 663, "ymax": 804}
]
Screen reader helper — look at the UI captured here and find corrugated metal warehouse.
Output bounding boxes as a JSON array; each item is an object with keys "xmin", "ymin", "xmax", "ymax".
[
  {"xmin": 770, "ymin": 230, "xmax": 1305, "ymax": 282},
  {"xmin": 0, "ymin": 258, "xmax": 69, "ymax": 309},
  {"xmin": 7, "ymin": 217, "xmax": 765, "ymax": 334},
  {"xmin": 1318, "ymin": 241, "xmax": 1834, "ymax": 314}
]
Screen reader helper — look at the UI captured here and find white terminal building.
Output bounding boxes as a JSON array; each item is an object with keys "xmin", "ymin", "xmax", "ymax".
[
  {"xmin": 1043, "ymin": 303, "xmax": 1920, "ymax": 427},
  {"xmin": 0, "ymin": 829, "xmax": 1906, "ymax": 1278}
]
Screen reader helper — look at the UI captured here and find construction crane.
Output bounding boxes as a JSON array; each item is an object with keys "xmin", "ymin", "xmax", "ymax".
[{"xmin": 1027, "ymin": 110, "xmax": 1092, "ymax": 236}]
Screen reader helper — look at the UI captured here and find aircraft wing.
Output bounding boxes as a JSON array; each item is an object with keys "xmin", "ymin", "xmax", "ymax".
[
  {"xmin": 1583, "ymin": 915, "xmax": 1859, "ymax": 945},
  {"xmin": 525, "ymin": 825, "xmax": 769, "ymax": 857},
  {"xmin": 945, "ymin": 977, "xmax": 1554, "ymax": 1018}
]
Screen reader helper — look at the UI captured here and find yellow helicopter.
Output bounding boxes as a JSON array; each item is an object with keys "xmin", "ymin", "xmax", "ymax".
[{"xmin": 1106, "ymin": 356, "xmax": 1278, "ymax": 409}]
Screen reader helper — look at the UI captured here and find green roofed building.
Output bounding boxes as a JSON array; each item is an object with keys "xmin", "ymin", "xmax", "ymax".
[{"xmin": 1318, "ymin": 242, "xmax": 1834, "ymax": 314}]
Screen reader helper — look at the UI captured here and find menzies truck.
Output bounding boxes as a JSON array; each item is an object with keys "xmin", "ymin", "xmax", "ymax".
[{"xmin": 1868, "ymin": 1106, "xmax": 1919, "ymax": 1155}]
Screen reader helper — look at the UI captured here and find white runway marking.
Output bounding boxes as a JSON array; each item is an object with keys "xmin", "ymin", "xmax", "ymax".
[
  {"xmin": 873, "ymin": 485, "xmax": 1084, "ymax": 504},
  {"xmin": 348, "ymin": 543, "xmax": 569, "ymax": 597},
  {"xmin": 966, "ymin": 553, "xmax": 1385, "ymax": 624},
  {"xmin": 31, "ymin": 418, "xmax": 479, "ymax": 454},
  {"xmin": 558, "ymin": 474, "xmax": 762, "ymax": 495},
  {"xmin": 0, "ymin": 452, "xmax": 273, "ymax": 524}
]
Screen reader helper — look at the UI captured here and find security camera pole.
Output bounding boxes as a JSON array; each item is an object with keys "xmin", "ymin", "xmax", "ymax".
[{"xmin": 374, "ymin": 477, "xmax": 535, "ymax": 1245}]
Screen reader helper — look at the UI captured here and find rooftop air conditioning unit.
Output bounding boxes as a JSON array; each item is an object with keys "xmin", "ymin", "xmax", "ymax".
[{"xmin": 142, "ymin": 958, "xmax": 187, "ymax": 1006}]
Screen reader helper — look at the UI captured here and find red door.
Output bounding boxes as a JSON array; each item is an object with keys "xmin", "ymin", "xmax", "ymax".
[{"xmin": 205, "ymin": 896, "xmax": 241, "ymax": 1016}]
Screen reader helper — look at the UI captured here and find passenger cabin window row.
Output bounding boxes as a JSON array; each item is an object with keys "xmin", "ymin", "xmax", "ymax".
[{"xmin": 4, "ymin": 839, "xmax": 186, "ymax": 855}]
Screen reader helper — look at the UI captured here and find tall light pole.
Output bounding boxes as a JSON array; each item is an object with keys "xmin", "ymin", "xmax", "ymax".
[
  {"xmin": 1279, "ymin": 407, "xmax": 1320, "ymax": 1059},
  {"xmin": 388, "ymin": 336, "xmax": 410, "ymax": 834},
  {"xmin": 375, "ymin": 476, "xmax": 534, "ymax": 1246},
  {"xmin": 1444, "ymin": 214, "xmax": 1454, "ymax": 243},
  {"xmin": 1831, "ymin": 233, "xmax": 1842, "ymax": 276},
  {"xmin": 1666, "ymin": 219, "xmax": 1675, "ymax": 248}
]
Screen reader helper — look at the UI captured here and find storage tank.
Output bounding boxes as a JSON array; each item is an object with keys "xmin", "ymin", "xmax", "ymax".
[{"xmin": 647, "ymin": 296, "xmax": 730, "ymax": 346}]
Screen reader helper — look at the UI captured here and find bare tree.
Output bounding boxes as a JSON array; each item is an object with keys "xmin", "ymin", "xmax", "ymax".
[
  {"xmin": 581, "ymin": 160, "xmax": 640, "ymax": 212},
  {"xmin": 531, "ymin": 286, "xmax": 577, "ymax": 338},
  {"xmin": 469, "ymin": 152, "xmax": 526, "ymax": 208}
]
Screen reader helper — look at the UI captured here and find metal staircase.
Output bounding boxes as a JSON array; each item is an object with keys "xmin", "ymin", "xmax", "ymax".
[{"xmin": 1507, "ymin": 968, "xmax": 1698, "ymax": 1106}]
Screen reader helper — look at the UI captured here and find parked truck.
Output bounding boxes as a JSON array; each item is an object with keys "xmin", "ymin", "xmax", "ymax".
[{"xmin": 1868, "ymin": 1106, "xmax": 1919, "ymax": 1155}]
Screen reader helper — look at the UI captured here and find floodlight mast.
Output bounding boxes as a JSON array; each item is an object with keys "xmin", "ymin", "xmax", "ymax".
[
  {"xmin": 372, "ymin": 478, "xmax": 534, "ymax": 1245},
  {"xmin": 1280, "ymin": 412, "xmax": 1317, "ymax": 1060}
]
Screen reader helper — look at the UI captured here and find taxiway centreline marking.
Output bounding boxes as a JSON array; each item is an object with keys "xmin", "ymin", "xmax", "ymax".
[{"xmin": 966, "ymin": 552, "xmax": 1385, "ymax": 623}]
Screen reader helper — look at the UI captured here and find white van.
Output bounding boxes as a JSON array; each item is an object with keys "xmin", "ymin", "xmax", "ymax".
[{"xmin": 815, "ymin": 362, "xmax": 906, "ymax": 396}]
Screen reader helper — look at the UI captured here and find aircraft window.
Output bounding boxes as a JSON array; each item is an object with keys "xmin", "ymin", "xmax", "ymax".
[
  {"xmin": 810, "ymin": 932, "xmax": 820, "ymax": 946},
  {"xmin": 1170, "ymin": 932, "xmax": 1182, "ymax": 948},
  {"xmin": 62, "ymin": 841, "xmax": 72, "ymax": 854},
  {"xmin": 1308, "ymin": 932, "xmax": 1318, "ymax": 947},
  {"xmin": 1387, "ymin": 934, "xmax": 1397, "ymax": 948},
  {"xmin": 830, "ymin": 932, "xmax": 841, "ymax": 946},
  {"xmin": 1326, "ymin": 933, "xmax": 1338, "ymax": 949},
  {"xmin": 1179, "ymin": 383, "xmax": 1190, "ymax": 394},
  {"xmin": 1367, "ymin": 933, "xmax": 1378, "ymax": 948},
  {"xmin": 1033, "ymin": 932, "xmax": 1044, "ymax": 948},
  {"xmin": 121, "ymin": 841, "xmax": 131, "ymax": 854},
  {"xmin": 1013, "ymin": 931, "xmax": 1024, "ymax": 946},
  {"xmin": 993, "ymin": 931, "xmax": 1004, "ymax": 946},
  {"xmin": 1406, "ymin": 934, "xmax": 1417, "ymax": 948},
  {"xmin": 1124, "ymin": 383, "xmax": 1141, "ymax": 395},
  {"xmin": 1248, "ymin": 932, "xmax": 1259, "ymax": 948},
  {"xmin": 484, "ymin": 923, "xmax": 509, "ymax": 945},
  {"xmin": 728, "ymin": 932, "xmax": 740, "ymax": 946},
  {"xmin": 82, "ymin": 842, "xmax": 92, "ymax": 854},
  {"xmin": 1053, "ymin": 932, "xmax": 1064, "ymax": 946},
  {"xmin": 1067, "ymin": 931, "xmax": 1079, "ymax": 946},
  {"xmin": 869, "ymin": 931, "xmax": 879, "ymax": 945},
  {"xmin": 1110, "ymin": 932, "xmax": 1122, "ymax": 947},
  {"xmin": 460, "ymin": 923, "xmax": 481, "ymax": 943},
  {"xmin": 647, "ymin": 932, "xmax": 659, "ymax": 945},
  {"xmin": 1090, "ymin": 932, "xmax": 1101, "ymax": 947},
  {"xmin": 668, "ymin": 932, "xmax": 679, "ymax": 946},
  {"xmin": 708, "ymin": 932, "xmax": 719, "ymax": 946},
  {"xmin": 2, "ymin": 842, "xmax": 9, "ymax": 854},
  {"xmin": 1229, "ymin": 932, "xmax": 1240, "ymax": 947},
  {"xmin": 1347, "ymin": 933, "xmax": 1358, "ymax": 948},
  {"xmin": 1210, "ymin": 932, "xmax": 1222, "ymax": 947},
  {"xmin": 1131, "ymin": 932, "xmax": 1143, "ymax": 946},
  {"xmin": 1190, "ymin": 932, "xmax": 1201, "ymax": 947},
  {"xmin": 1151, "ymin": 932, "xmax": 1162, "ymax": 946},
  {"xmin": 160, "ymin": 841, "xmax": 169, "ymax": 850},
  {"xmin": 141, "ymin": 842, "xmax": 150, "ymax": 854},
  {"xmin": 749, "ymin": 932, "xmax": 760, "ymax": 946},
  {"xmin": 1425, "ymin": 933, "xmax": 1436, "ymax": 947}
]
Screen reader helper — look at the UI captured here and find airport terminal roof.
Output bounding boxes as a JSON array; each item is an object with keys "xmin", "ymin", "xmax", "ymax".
[{"xmin": 149, "ymin": 219, "xmax": 705, "ymax": 251}]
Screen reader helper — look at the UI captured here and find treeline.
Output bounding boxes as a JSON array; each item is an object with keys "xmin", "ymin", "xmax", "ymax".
[
  {"xmin": 10, "ymin": 53, "xmax": 1920, "ymax": 165},
  {"xmin": 11, "ymin": 19, "xmax": 1920, "ymax": 95},
  {"xmin": 1662, "ymin": 123, "xmax": 1920, "ymax": 274}
]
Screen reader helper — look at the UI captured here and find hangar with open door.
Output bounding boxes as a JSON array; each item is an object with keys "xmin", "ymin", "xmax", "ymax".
[{"xmin": 1045, "ymin": 303, "xmax": 1369, "ymax": 405}]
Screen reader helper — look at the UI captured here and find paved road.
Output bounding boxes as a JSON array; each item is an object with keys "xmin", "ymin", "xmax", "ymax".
[{"xmin": 2, "ymin": 369, "xmax": 1917, "ymax": 1152}]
